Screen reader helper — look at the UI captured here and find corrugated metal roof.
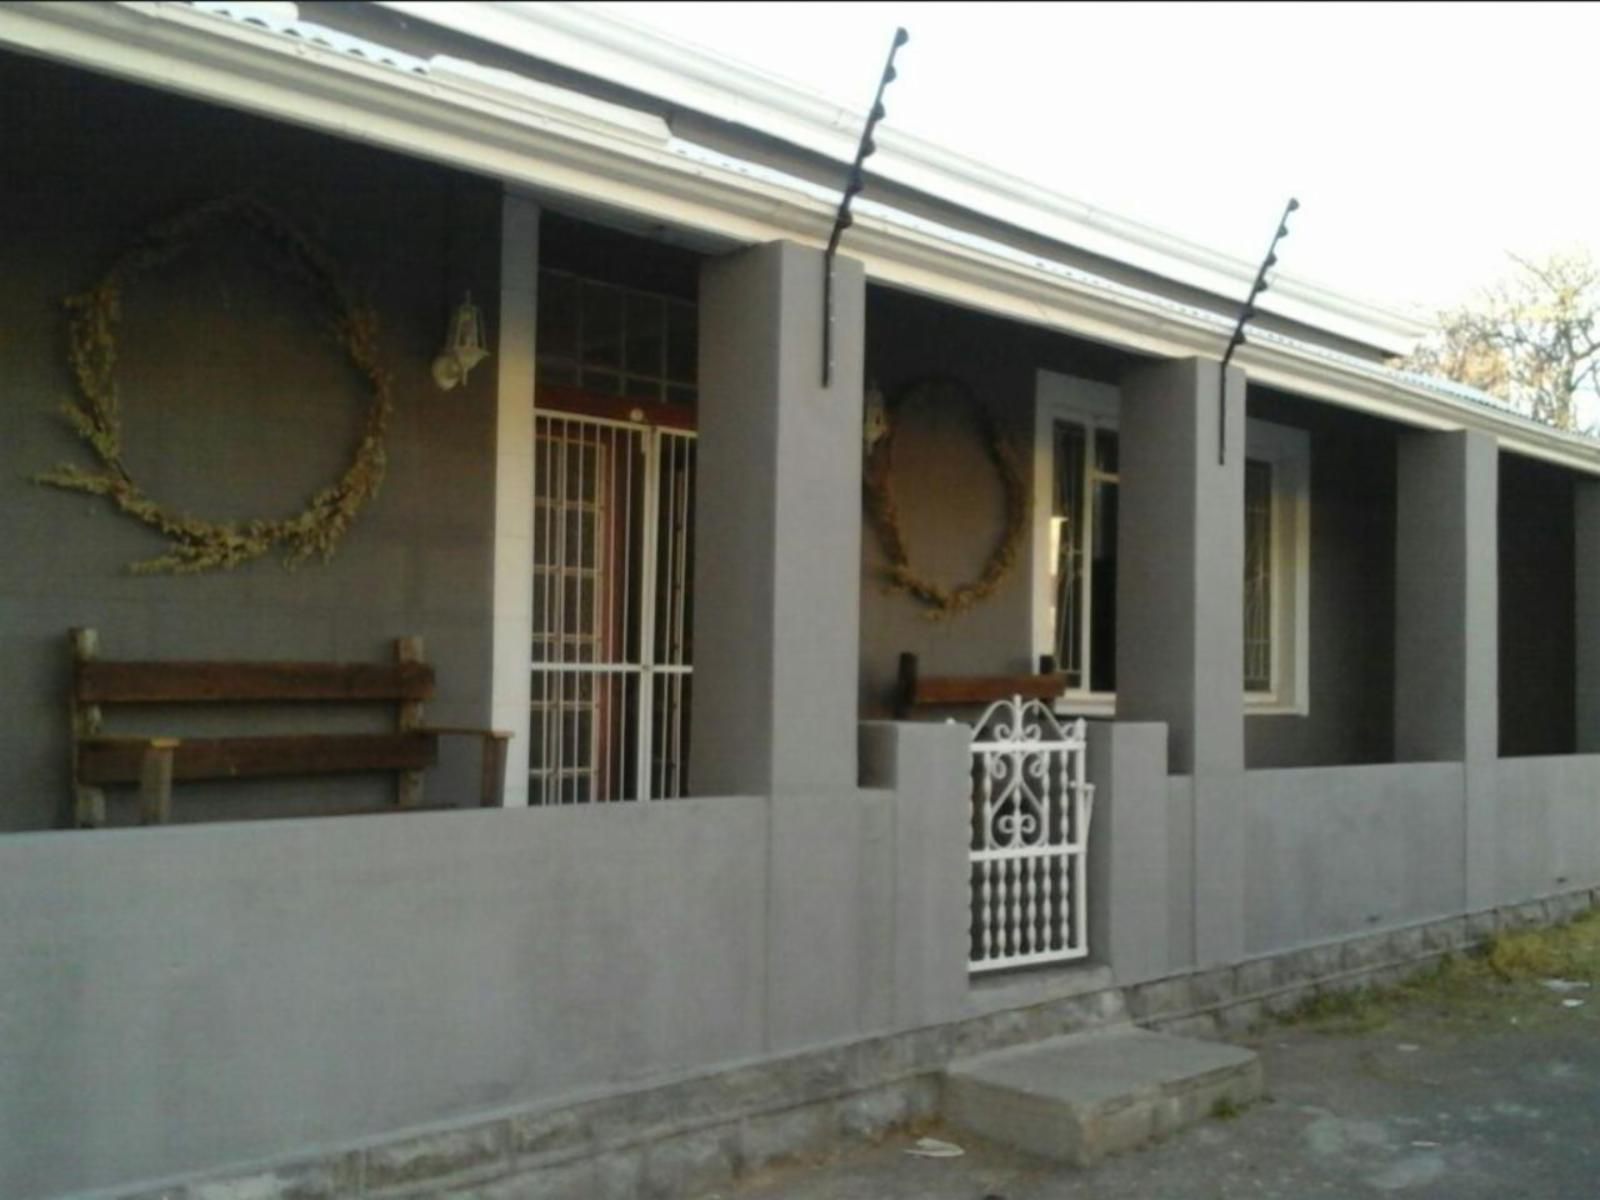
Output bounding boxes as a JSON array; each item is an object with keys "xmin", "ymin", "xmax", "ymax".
[
  {"xmin": 179, "ymin": 0, "xmax": 1575, "ymax": 440},
  {"xmin": 188, "ymin": 2, "xmax": 429, "ymax": 74}
]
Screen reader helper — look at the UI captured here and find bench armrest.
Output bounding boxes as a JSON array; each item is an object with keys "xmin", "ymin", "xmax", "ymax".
[
  {"xmin": 414, "ymin": 726, "xmax": 511, "ymax": 739},
  {"xmin": 414, "ymin": 727, "xmax": 512, "ymax": 807}
]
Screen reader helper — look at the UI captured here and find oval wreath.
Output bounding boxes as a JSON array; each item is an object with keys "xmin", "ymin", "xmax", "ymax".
[
  {"xmin": 863, "ymin": 376, "xmax": 1029, "ymax": 618},
  {"xmin": 37, "ymin": 195, "xmax": 392, "ymax": 575}
]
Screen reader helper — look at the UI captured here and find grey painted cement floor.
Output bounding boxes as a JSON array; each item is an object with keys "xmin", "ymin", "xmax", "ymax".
[{"xmin": 719, "ymin": 985, "xmax": 1600, "ymax": 1199}]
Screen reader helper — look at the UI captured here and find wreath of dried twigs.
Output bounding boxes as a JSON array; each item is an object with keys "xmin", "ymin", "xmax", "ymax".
[
  {"xmin": 37, "ymin": 195, "xmax": 391, "ymax": 574},
  {"xmin": 863, "ymin": 376, "xmax": 1029, "ymax": 619}
]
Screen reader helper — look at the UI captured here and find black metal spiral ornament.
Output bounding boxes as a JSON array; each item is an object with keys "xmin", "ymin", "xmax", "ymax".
[
  {"xmin": 1218, "ymin": 196, "xmax": 1299, "ymax": 463},
  {"xmin": 822, "ymin": 26, "xmax": 910, "ymax": 386}
]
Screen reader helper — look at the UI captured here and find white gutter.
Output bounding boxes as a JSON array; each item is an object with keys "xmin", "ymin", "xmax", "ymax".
[
  {"xmin": 375, "ymin": 0, "xmax": 1429, "ymax": 358},
  {"xmin": 3, "ymin": 0, "xmax": 1596, "ymax": 476}
]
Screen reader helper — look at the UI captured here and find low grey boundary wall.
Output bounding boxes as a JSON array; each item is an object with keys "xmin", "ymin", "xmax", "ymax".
[{"xmin": 89, "ymin": 886, "xmax": 1599, "ymax": 1200}]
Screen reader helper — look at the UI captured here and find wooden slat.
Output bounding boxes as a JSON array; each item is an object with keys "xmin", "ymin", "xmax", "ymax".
[
  {"xmin": 75, "ymin": 661, "xmax": 435, "ymax": 705},
  {"xmin": 480, "ymin": 732, "xmax": 510, "ymax": 809},
  {"xmin": 911, "ymin": 673, "xmax": 1069, "ymax": 707},
  {"xmin": 77, "ymin": 733, "xmax": 439, "ymax": 785}
]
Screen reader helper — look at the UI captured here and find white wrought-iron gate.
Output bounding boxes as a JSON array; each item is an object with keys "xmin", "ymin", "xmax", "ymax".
[
  {"xmin": 968, "ymin": 697, "xmax": 1095, "ymax": 972},
  {"xmin": 531, "ymin": 410, "xmax": 695, "ymax": 804}
]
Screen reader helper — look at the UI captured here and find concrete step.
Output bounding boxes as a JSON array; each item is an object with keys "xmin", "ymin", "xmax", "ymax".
[{"xmin": 942, "ymin": 1027, "xmax": 1263, "ymax": 1166}]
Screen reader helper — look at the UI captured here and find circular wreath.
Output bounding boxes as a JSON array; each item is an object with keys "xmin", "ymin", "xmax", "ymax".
[
  {"xmin": 37, "ymin": 196, "xmax": 392, "ymax": 574},
  {"xmin": 863, "ymin": 376, "xmax": 1029, "ymax": 618}
]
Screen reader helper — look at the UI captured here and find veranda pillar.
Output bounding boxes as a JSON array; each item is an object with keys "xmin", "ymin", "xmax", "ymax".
[
  {"xmin": 1396, "ymin": 429, "xmax": 1498, "ymax": 908},
  {"xmin": 692, "ymin": 241, "xmax": 866, "ymax": 796},
  {"xmin": 1117, "ymin": 357, "xmax": 1247, "ymax": 966}
]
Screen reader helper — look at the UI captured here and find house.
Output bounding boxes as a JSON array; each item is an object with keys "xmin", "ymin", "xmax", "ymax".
[{"xmin": 2, "ymin": 3, "xmax": 1597, "ymax": 1197}]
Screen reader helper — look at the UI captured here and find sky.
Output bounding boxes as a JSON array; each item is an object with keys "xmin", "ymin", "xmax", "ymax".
[{"xmin": 596, "ymin": 1, "xmax": 1600, "ymax": 322}]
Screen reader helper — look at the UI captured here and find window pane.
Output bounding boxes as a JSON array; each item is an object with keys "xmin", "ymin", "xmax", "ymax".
[
  {"xmin": 580, "ymin": 369, "xmax": 622, "ymax": 396},
  {"xmin": 666, "ymin": 300, "xmax": 698, "ymax": 384},
  {"xmin": 538, "ymin": 270, "xmax": 579, "ymax": 364},
  {"xmin": 1053, "ymin": 422, "xmax": 1086, "ymax": 688},
  {"xmin": 580, "ymin": 281, "xmax": 623, "ymax": 370},
  {"xmin": 539, "ymin": 360, "xmax": 578, "ymax": 387},
  {"xmin": 1244, "ymin": 459, "xmax": 1273, "ymax": 692},
  {"xmin": 1090, "ymin": 478, "xmax": 1117, "ymax": 693},
  {"xmin": 1094, "ymin": 429, "xmax": 1119, "ymax": 475},
  {"xmin": 624, "ymin": 291, "xmax": 664, "ymax": 381}
]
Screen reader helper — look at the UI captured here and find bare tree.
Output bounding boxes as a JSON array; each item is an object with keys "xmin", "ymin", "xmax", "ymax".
[{"xmin": 1400, "ymin": 251, "xmax": 1600, "ymax": 433}]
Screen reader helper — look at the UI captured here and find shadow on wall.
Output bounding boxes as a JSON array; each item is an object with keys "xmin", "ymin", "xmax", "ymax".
[
  {"xmin": 0, "ymin": 51, "xmax": 502, "ymax": 830},
  {"xmin": 859, "ymin": 285, "xmax": 1135, "ymax": 718},
  {"xmin": 1499, "ymin": 452, "xmax": 1575, "ymax": 757}
]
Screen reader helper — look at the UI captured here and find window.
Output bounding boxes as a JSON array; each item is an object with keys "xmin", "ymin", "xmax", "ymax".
[
  {"xmin": 1032, "ymin": 372, "xmax": 1310, "ymax": 715},
  {"xmin": 536, "ymin": 269, "xmax": 698, "ymax": 407}
]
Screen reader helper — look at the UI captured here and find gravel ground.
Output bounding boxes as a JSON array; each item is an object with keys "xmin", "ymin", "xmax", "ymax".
[{"xmin": 719, "ymin": 924, "xmax": 1600, "ymax": 1199}]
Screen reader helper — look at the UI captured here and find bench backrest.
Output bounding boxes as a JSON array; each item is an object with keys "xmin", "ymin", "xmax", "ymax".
[
  {"xmin": 894, "ymin": 651, "xmax": 1067, "ymax": 718},
  {"xmin": 74, "ymin": 660, "xmax": 435, "ymax": 705},
  {"xmin": 68, "ymin": 628, "xmax": 451, "ymax": 826}
]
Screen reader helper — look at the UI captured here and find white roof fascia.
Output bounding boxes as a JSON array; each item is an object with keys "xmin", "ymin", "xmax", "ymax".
[
  {"xmin": 4, "ymin": 1, "xmax": 1597, "ymax": 476},
  {"xmin": 374, "ymin": 0, "xmax": 1428, "ymax": 357}
]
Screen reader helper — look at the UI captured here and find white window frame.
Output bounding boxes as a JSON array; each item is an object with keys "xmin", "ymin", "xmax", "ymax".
[
  {"xmin": 1241, "ymin": 417, "xmax": 1311, "ymax": 715},
  {"xmin": 1031, "ymin": 370, "xmax": 1310, "ymax": 718}
]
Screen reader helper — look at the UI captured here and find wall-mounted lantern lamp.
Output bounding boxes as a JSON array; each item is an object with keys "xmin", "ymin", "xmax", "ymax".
[{"xmin": 431, "ymin": 292, "xmax": 490, "ymax": 390}]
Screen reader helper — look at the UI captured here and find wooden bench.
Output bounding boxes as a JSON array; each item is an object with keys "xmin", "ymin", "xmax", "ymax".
[
  {"xmin": 69, "ymin": 629, "xmax": 511, "ymax": 827},
  {"xmin": 894, "ymin": 651, "xmax": 1068, "ymax": 719}
]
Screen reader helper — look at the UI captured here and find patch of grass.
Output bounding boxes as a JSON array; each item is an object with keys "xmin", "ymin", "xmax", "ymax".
[
  {"xmin": 1210, "ymin": 1095, "xmax": 1243, "ymax": 1121},
  {"xmin": 1484, "ymin": 912, "xmax": 1600, "ymax": 983},
  {"xmin": 1279, "ymin": 984, "xmax": 1397, "ymax": 1033},
  {"xmin": 1277, "ymin": 910, "xmax": 1600, "ymax": 1036}
]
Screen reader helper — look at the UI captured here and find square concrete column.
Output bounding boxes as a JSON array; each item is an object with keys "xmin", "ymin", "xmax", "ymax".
[
  {"xmin": 691, "ymin": 242, "xmax": 866, "ymax": 796},
  {"xmin": 1395, "ymin": 429, "xmax": 1498, "ymax": 909},
  {"xmin": 1117, "ymin": 358, "xmax": 1246, "ymax": 774},
  {"xmin": 1575, "ymin": 481, "xmax": 1600, "ymax": 751},
  {"xmin": 1394, "ymin": 430, "xmax": 1498, "ymax": 764},
  {"xmin": 1116, "ymin": 357, "xmax": 1246, "ymax": 966},
  {"xmin": 1087, "ymin": 722, "xmax": 1173, "ymax": 986}
]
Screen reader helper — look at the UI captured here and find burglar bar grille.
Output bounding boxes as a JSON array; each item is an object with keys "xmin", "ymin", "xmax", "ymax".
[{"xmin": 532, "ymin": 411, "xmax": 695, "ymax": 804}]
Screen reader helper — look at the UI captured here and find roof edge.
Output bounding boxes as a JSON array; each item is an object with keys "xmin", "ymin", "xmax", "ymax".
[{"xmin": 374, "ymin": 0, "xmax": 1430, "ymax": 357}]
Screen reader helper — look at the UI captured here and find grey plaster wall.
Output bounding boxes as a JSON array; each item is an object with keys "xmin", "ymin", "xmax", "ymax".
[
  {"xmin": 0, "ymin": 721, "xmax": 970, "ymax": 1200},
  {"xmin": 1166, "ymin": 773, "xmax": 1198, "ymax": 972},
  {"xmin": 1499, "ymin": 453, "xmax": 1576, "ymax": 756},
  {"xmin": 1243, "ymin": 763, "xmax": 1466, "ymax": 953},
  {"xmin": 0, "ymin": 54, "xmax": 502, "ymax": 830},
  {"xmin": 1245, "ymin": 389, "xmax": 1397, "ymax": 768},
  {"xmin": 1086, "ymin": 722, "xmax": 1175, "ymax": 986},
  {"xmin": 858, "ymin": 286, "xmax": 1137, "ymax": 716},
  {"xmin": 1495, "ymin": 755, "xmax": 1600, "ymax": 904}
]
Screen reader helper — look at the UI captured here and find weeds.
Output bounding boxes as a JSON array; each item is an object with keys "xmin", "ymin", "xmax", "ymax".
[
  {"xmin": 1277, "ymin": 909, "xmax": 1600, "ymax": 1035},
  {"xmin": 1484, "ymin": 913, "xmax": 1600, "ymax": 983},
  {"xmin": 1210, "ymin": 1096, "xmax": 1243, "ymax": 1121}
]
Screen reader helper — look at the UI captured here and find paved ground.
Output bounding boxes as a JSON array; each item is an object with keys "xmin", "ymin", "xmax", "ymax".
[{"xmin": 720, "ymin": 938, "xmax": 1600, "ymax": 1199}]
